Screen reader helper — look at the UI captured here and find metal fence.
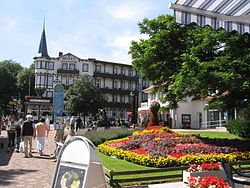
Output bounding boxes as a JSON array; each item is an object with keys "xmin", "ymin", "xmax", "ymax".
[{"xmin": 200, "ymin": 120, "xmax": 227, "ymax": 129}]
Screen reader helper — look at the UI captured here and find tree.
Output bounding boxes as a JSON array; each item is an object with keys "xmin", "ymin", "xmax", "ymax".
[
  {"xmin": 65, "ymin": 75, "xmax": 107, "ymax": 124},
  {"xmin": 17, "ymin": 63, "xmax": 36, "ymax": 100},
  {"xmin": 129, "ymin": 14, "xmax": 250, "ymax": 113},
  {"xmin": 0, "ymin": 60, "xmax": 23, "ymax": 113}
]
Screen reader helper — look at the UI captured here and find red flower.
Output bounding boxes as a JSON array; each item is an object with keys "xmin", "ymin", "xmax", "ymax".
[
  {"xmin": 188, "ymin": 176, "xmax": 229, "ymax": 188},
  {"xmin": 146, "ymin": 126, "xmax": 163, "ymax": 130},
  {"xmin": 188, "ymin": 162, "xmax": 220, "ymax": 172},
  {"xmin": 129, "ymin": 148, "xmax": 147, "ymax": 155}
]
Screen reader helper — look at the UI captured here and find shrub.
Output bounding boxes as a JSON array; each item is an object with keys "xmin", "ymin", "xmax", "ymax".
[
  {"xmin": 78, "ymin": 128, "xmax": 134, "ymax": 146},
  {"xmin": 226, "ymin": 117, "xmax": 250, "ymax": 138}
]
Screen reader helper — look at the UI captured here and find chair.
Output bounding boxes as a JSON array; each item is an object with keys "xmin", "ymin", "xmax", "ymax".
[{"xmin": 220, "ymin": 159, "xmax": 250, "ymax": 188}]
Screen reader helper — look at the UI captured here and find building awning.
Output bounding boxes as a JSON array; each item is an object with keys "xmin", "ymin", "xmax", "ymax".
[{"xmin": 170, "ymin": 0, "xmax": 250, "ymax": 34}]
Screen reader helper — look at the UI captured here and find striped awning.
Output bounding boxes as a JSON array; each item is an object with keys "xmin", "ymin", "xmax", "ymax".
[{"xmin": 170, "ymin": 0, "xmax": 250, "ymax": 34}]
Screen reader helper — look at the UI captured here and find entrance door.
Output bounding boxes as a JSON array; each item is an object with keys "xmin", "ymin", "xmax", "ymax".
[{"xmin": 197, "ymin": 112, "xmax": 202, "ymax": 128}]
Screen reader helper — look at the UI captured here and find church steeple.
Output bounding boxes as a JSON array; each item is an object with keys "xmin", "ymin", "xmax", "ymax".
[{"xmin": 38, "ymin": 20, "xmax": 49, "ymax": 58}]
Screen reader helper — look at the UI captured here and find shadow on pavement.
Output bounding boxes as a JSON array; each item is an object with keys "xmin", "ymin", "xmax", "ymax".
[
  {"xmin": 0, "ymin": 135, "xmax": 13, "ymax": 166},
  {"xmin": 0, "ymin": 169, "xmax": 38, "ymax": 186}
]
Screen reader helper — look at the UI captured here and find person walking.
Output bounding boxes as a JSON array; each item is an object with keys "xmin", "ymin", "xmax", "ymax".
[
  {"xmin": 7, "ymin": 119, "xmax": 17, "ymax": 152},
  {"xmin": 46, "ymin": 116, "xmax": 50, "ymax": 127},
  {"xmin": 75, "ymin": 116, "xmax": 82, "ymax": 132},
  {"xmin": 34, "ymin": 118, "xmax": 50, "ymax": 156},
  {"xmin": 15, "ymin": 118, "xmax": 23, "ymax": 152},
  {"xmin": 70, "ymin": 116, "xmax": 75, "ymax": 131},
  {"xmin": 22, "ymin": 115, "xmax": 34, "ymax": 158}
]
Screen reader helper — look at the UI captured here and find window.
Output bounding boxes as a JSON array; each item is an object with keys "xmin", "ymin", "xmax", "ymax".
[
  {"xmin": 96, "ymin": 79, "xmax": 101, "ymax": 88},
  {"xmin": 96, "ymin": 65, "xmax": 101, "ymax": 72},
  {"xmin": 182, "ymin": 114, "xmax": 191, "ymax": 128},
  {"xmin": 128, "ymin": 81, "xmax": 132, "ymax": 90},
  {"xmin": 120, "ymin": 95, "xmax": 125, "ymax": 103},
  {"xmin": 36, "ymin": 75, "xmax": 40, "ymax": 85},
  {"xmin": 47, "ymin": 91, "xmax": 53, "ymax": 98},
  {"xmin": 47, "ymin": 62, "xmax": 54, "ymax": 70},
  {"xmin": 40, "ymin": 75, "xmax": 46, "ymax": 85},
  {"xmin": 121, "ymin": 68, "xmax": 125, "ymax": 75},
  {"xmin": 61, "ymin": 76, "xmax": 67, "ymax": 85},
  {"xmin": 69, "ymin": 63, "xmax": 76, "ymax": 70},
  {"xmin": 69, "ymin": 77, "xmax": 74, "ymax": 85},
  {"xmin": 128, "ymin": 69, "xmax": 133, "ymax": 76},
  {"xmin": 62, "ymin": 63, "xmax": 68, "ymax": 70},
  {"xmin": 48, "ymin": 75, "xmax": 54, "ymax": 86},
  {"xmin": 114, "ymin": 67, "xmax": 118, "ymax": 74},
  {"xmin": 121, "ymin": 80, "xmax": 125, "ymax": 89},
  {"xmin": 128, "ymin": 81, "xmax": 133, "ymax": 90},
  {"xmin": 36, "ymin": 61, "xmax": 46, "ymax": 69},
  {"xmin": 113, "ymin": 94, "xmax": 118, "ymax": 102},
  {"xmin": 82, "ymin": 63, "xmax": 89, "ymax": 72},
  {"xmin": 114, "ymin": 80, "xmax": 118, "ymax": 89},
  {"xmin": 142, "ymin": 79, "xmax": 149, "ymax": 88}
]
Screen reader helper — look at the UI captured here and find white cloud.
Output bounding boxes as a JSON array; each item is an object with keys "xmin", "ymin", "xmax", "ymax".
[
  {"xmin": 103, "ymin": 1, "xmax": 155, "ymax": 21},
  {"xmin": 4, "ymin": 17, "xmax": 20, "ymax": 31}
]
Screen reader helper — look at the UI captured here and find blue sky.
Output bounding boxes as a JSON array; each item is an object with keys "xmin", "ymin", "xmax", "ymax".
[{"xmin": 0, "ymin": 0, "xmax": 174, "ymax": 67}]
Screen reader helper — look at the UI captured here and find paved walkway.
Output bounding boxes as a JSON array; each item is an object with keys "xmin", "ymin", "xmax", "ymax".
[{"xmin": 0, "ymin": 128, "xmax": 57, "ymax": 188}]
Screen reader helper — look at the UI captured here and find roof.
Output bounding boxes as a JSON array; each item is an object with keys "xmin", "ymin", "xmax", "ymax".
[
  {"xmin": 142, "ymin": 85, "xmax": 154, "ymax": 93},
  {"xmin": 38, "ymin": 27, "xmax": 49, "ymax": 58},
  {"xmin": 170, "ymin": 0, "xmax": 250, "ymax": 34}
]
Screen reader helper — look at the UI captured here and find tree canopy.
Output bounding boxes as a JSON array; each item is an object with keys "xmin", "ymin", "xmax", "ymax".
[
  {"xmin": 17, "ymin": 63, "xmax": 36, "ymax": 100},
  {"xmin": 65, "ymin": 75, "xmax": 107, "ymax": 116},
  {"xmin": 129, "ymin": 14, "xmax": 250, "ymax": 112},
  {"xmin": 0, "ymin": 60, "xmax": 23, "ymax": 107}
]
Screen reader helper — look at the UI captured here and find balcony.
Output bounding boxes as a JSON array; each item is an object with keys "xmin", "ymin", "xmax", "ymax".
[
  {"xmin": 57, "ymin": 69, "xmax": 79, "ymax": 74},
  {"xmin": 107, "ymin": 102, "xmax": 131, "ymax": 108},
  {"xmin": 93, "ymin": 71, "xmax": 138, "ymax": 81},
  {"xmin": 99, "ymin": 87, "xmax": 137, "ymax": 95}
]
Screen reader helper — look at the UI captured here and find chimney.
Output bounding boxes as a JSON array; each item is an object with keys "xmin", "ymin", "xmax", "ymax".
[{"xmin": 59, "ymin": 52, "xmax": 63, "ymax": 56}]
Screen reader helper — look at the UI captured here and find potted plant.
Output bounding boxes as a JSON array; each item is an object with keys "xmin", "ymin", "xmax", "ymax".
[
  {"xmin": 188, "ymin": 176, "xmax": 229, "ymax": 188},
  {"xmin": 183, "ymin": 162, "xmax": 226, "ymax": 183}
]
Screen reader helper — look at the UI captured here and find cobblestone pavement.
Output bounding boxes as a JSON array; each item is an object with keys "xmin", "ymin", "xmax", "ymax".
[{"xmin": 0, "ymin": 128, "xmax": 57, "ymax": 188}]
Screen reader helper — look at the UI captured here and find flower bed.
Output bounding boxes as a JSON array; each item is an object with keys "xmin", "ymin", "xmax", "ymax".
[
  {"xmin": 98, "ymin": 127, "xmax": 250, "ymax": 167},
  {"xmin": 188, "ymin": 176, "xmax": 229, "ymax": 188}
]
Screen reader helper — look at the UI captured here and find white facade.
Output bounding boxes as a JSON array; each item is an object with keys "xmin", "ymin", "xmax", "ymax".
[
  {"xmin": 33, "ymin": 52, "xmax": 140, "ymax": 121},
  {"xmin": 139, "ymin": 86, "xmax": 229, "ymax": 129}
]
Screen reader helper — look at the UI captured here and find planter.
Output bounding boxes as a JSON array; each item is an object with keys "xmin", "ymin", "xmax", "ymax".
[{"xmin": 183, "ymin": 169, "xmax": 227, "ymax": 183}]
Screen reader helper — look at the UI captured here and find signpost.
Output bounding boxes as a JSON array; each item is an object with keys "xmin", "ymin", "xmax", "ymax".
[
  {"xmin": 53, "ymin": 83, "xmax": 64, "ymax": 130},
  {"xmin": 51, "ymin": 136, "xmax": 107, "ymax": 188}
]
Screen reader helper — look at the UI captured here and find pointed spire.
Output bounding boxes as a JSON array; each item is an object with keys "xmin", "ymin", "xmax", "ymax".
[{"xmin": 38, "ymin": 19, "xmax": 49, "ymax": 58}]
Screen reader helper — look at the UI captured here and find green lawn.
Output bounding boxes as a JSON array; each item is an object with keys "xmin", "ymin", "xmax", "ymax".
[
  {"xmin": 100, "ymin": 131, "xmax": 244, "ymax": 172},
  {"xmin": 178, "ymin": 131, "xmax": 243, "ymax": 139}
]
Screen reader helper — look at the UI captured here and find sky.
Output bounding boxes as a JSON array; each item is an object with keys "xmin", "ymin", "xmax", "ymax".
[{"xmin": 0, "ymin": 0, "xmax": 174, "ymax": 67}]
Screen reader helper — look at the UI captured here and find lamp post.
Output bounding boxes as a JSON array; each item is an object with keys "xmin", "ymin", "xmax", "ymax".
[{"xmin": 130, "ymin": 91, "xmax": 137, "ymax": 129}]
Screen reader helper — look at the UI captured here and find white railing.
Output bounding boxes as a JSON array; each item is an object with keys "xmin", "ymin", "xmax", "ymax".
[{"xmin": 200, "ymin": 120, "xmax": 227, "ymax": 129}]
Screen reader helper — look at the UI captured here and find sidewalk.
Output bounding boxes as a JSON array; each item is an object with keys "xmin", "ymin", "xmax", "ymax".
[{"xmin": 0, "ymin": 128, "xmax": 57, "ymax": 188}]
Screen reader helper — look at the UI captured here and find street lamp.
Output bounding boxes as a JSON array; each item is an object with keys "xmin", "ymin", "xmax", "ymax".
[{"xmin": 130, "ymin": 92, "xmax": 137, "ymax": 128}]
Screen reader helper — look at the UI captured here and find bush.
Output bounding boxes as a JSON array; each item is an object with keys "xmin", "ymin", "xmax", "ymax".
[
  {"xmin": 78, "ymin": 128, "xmax": 134, "ymax": 146},
  {"xmin": 226, "ymin": 117, "xmax": 250, "ymax": 138}
]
